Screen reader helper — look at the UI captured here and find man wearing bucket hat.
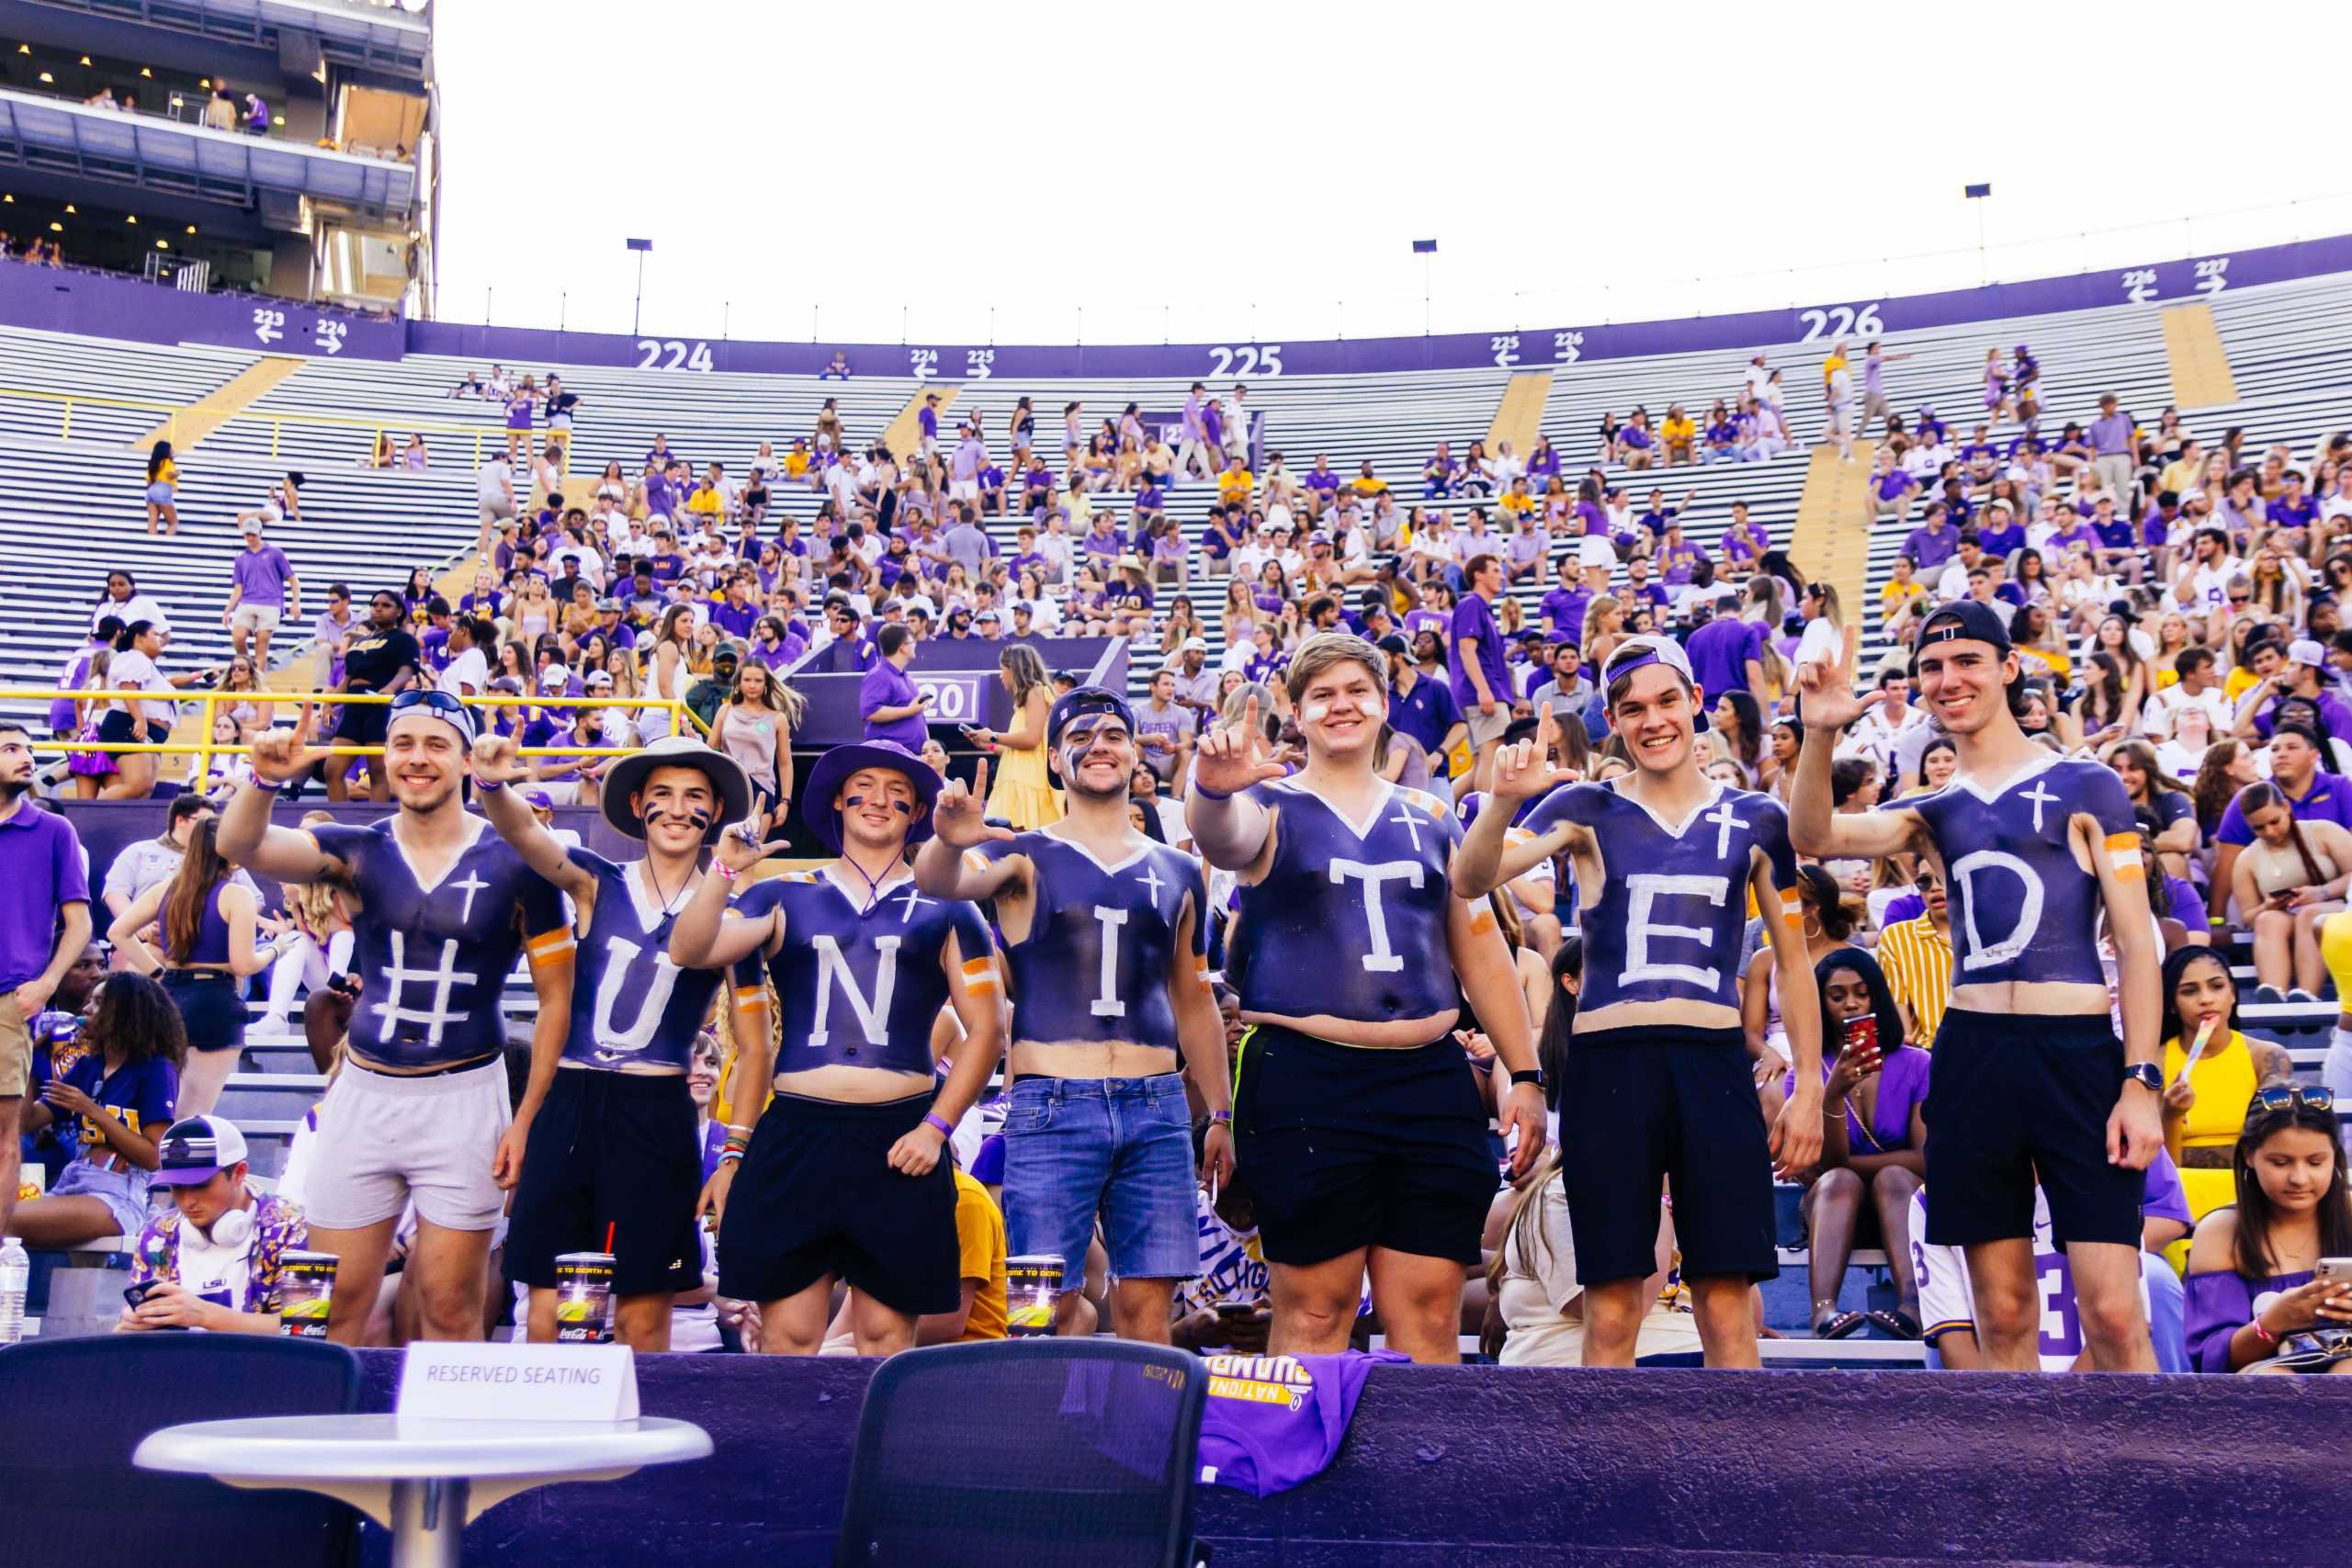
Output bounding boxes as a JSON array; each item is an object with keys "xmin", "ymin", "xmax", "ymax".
[
  {"xmin": 469, "ymin": 732, "xmax": 775, "ymax": 1352},
  {"xmin": 669, "ymin": 738, "xmax": 1003, "ymax": 1357},
  {"xmin": 1458, "ymin": 635, "xmax": 1820, "ymax": 1369},
  {"xmin": 219, "ymin": 690, "xmax": 575, "ymax": 1344},
  {"xmin": 119, "ymin": 1114, "xmax": 311, "ymax": 1336},
  {"xmin": 1792, "ymin": 603, "xmax": 2164, "ymax": 1374},
  {"xmin": 912, "ymin": 687, "xmax": 1230, "ymax": 1342}
]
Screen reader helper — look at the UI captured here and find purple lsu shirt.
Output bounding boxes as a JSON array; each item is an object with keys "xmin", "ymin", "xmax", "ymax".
[{"xmin": 1196, "ymin": 1349, "xmax": 1407, "ymax": 1496}]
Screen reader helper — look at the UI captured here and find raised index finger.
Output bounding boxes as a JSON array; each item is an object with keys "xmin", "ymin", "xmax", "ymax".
[
  {"xmin": 971, "ymin": 755, "xmax": 991, "ymax": 801},
  {"xmin": 1241, "ymin": 693, "xmax": 1262, "ymax": 754},
  {"xmin": 1838, "ymin": 621, "xmax": 1860, "ymax": 683}
]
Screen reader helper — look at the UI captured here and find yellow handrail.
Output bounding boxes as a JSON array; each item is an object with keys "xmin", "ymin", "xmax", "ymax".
[{"xmin": 11, "ymin": 688, "xmax": 710, "ymax": 785}]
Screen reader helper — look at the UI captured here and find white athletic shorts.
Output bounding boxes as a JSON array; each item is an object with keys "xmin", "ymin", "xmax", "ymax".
[{"xmin": 303, "ymin": 1056, "xmax": 511, "ymax": 1231}]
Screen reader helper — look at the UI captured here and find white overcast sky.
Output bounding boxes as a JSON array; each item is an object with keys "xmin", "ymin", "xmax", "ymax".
[{"xmin": 432, "ymin": 2, "xmax": 2349, "ymax": 346}]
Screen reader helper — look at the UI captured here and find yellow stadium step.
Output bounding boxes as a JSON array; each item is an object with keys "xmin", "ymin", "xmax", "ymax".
[
  {"xmin": 883, "ymin": 384, "xmax": 958, "ymax": 459},
  {"xmin": 132, "ymin": 356, "xmax": 308, "ymax": 452},
  {"xmin": 1485, "ymin": 371, "xmax": 1554, "ymax": 457},
  {"xmin": 2161, "ymin": 302, "xmax": 2239, "ymax": 409},
  {"xmin": 435, "ymin": 552, "xmax": 486, "ymax": 605},
  {"xmin": 1789, "ymin": 439, "xmax": 1877, "ymax": 609}
]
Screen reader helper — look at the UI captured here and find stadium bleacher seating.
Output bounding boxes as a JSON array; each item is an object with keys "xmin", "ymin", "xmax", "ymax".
[{"xmin": 12, "ymin": 267, "xmax": 2352, "ymax": 739}]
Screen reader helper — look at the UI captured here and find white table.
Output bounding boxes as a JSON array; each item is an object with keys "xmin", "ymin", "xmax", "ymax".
[{"xmin": 132, "ymin": 1412, "xmax": 712, "ymax": 1568}]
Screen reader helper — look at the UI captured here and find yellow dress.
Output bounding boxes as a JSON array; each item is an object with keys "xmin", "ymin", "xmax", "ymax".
[
  {"xmin": 986, "ymin": 697, "xmax": 1063, "ymax": 829},
  {"xmin": 2160, "ymin": 1028, "xmax": 2261, "ymax": 1222}
]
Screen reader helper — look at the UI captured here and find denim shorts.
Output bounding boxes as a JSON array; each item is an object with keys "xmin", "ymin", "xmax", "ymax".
[
  {"xmin": 52, "ymin": 1159, "xmax": 153, "ymax": 1241},
  {"xmin": 1001, "ymin": 1073, "xmax": 1197, "ymax": 1287}
]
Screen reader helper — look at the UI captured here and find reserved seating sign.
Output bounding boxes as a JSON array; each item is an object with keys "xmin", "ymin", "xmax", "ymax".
[{"xmin": 397, "ymin": 1341, "xmax": 640, "ymax": 1423}]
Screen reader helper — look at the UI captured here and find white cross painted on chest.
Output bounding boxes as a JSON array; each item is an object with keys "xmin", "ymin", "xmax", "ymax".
[
  {"xmin": 1134, "ymin": 861, "xmax": 1168, "ymax": 903},
  {"xmin": 449, "ymin": 868, "xmax": 488, "ymax": 923},
  {"xmin": 894, "ymin": 884, "xmax": 933, "ymax": 923},
  {"xmin": 2020, "ymin": 781, "xmax": 2059, "ymax": 833},
  {"xmin": 1703, "ymin": 798, "xmax": 1745, "ymax": 859},
  {"xmin": 1389, "ymin": 806, "xmax": 1425, "ymax": 852}
]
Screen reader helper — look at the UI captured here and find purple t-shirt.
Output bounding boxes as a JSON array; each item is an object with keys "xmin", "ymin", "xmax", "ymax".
[
  {"xmin": 1974, "ymin": 519, "xmax": 2024, "ymax": 559},
  {"xmin": 0, "ymin": 801, "xmax": 89, "ymax": 990},
  {"xmin": 2248, "ymin": 695, "xmax": 2352, "ymax": 742},
  {"xmin": 2269, "ymin": 494, "xmax": 2319, "ymax": 532},
  {"xmin": 1684, "ymin": 616, "xmax": 1762, "ymax": 698},
  {"xmin": 231, "ymin": 545, "xmax": 295, "ymax": 611},
  {"xmin": 1448, "ymin": 592, "xmax": 1510, "ymax": 711},
  {"xmin": 1197, "ymin": 1349, "xmax": 1407, "ymax": 1496},
  {"xmin": 858, "ymin": 659, "xmax": 928, "ymax": 749},
  {"xmin": 1538, "ymin": 585, "xmax": 1591, "ymax": 646},
  {"xmin": 1902, "ymin": 523, "xmax": 1958, "ymax": 570},
  {"xmin": 2207, "ymin": 772, "xmax": 2352, "ymax": 846}
]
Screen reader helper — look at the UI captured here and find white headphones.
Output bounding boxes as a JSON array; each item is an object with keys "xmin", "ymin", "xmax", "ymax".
[{"xmin": 188, "ymin": 1193, "xmax": 254, "ymax": 1249}]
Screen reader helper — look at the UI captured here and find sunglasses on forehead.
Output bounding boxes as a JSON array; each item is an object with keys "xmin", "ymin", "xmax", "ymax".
[
  {"xmin": 390, "ymin": 690, "xmax": 469, "ymax": 719},
  {"xmin": 2247, "ymin": 1086, "xmax": 2335, "ymax": 1120}
]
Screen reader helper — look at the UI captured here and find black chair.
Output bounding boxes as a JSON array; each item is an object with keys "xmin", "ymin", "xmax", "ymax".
[
  {"xmin": 833, "ymin": 1339, "xmax": 1207, "ymax": 1568},
  {"xmin": 0, "ymin": 1333, "xmax": 363, "ymax": 1568}
]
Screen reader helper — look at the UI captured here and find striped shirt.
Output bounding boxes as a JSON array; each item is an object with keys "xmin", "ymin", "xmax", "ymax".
[{"xmin": 1877, "ymin": 914, "xmax": 1953, "ymax": 1047}]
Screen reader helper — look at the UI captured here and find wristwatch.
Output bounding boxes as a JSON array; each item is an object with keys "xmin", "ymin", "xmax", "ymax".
[
  {"xmin": 2122, "ymin": 1063, "xmax": 2165, "ymax": 1095},
  {"xmin": 1510, "ymin": 1068, "xmax": 1546, "ymax": 1090}
]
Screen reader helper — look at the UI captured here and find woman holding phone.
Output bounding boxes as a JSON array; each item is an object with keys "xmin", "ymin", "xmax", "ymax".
[
  {"xmin": 964, "ymin": 643, "xmax": 1060, "ymax": 829},
  {"xmin": 2228, "ymin": 781, "xmax": 2352, "ymax": 1004},
  {"xmin": 1792, "ymin": 949, "xmax": 1931, "ymax": 1341},
  {"xmin": 2184, "ymin": 1087, "xmax": 2352, "ymax": 1372}
]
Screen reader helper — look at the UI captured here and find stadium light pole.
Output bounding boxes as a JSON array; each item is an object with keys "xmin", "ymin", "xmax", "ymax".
[
  {"xmin": 1413, "ymin": 239, "xmax": 1438, "ymax": 336},
  {"xmin": 626, "ymin": 237, "xmax": 652, "ymax": 335},
  {"xmin": 1963, "ymin": 186, "xmax": 1990, "ymax": 285}
]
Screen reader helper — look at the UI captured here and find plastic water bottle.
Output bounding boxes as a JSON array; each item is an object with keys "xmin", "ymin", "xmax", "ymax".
[{"xmin": 0, "ymin": 1235, "xmax": 28, "ymax": 1345}]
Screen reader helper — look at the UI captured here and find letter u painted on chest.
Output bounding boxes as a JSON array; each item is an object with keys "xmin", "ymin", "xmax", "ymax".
[{"xmin": 591, "ymin": 935, "xmax": 683, "ymax": 1054}]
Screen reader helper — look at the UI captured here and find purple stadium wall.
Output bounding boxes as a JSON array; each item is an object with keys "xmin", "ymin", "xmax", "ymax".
[
  {"xmin": 6, "ymin": 233, "xmax": 2351, "ymax": 379},
  {"xmin": 347, "ymin": 1350, "xmax": 2346, "ymax": 1567}
]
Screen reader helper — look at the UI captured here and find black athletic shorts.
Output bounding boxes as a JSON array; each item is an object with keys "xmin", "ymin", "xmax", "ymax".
[
  {"xmin": 505, "ymin": 1068, "xmax": 703, "ymax": 1297},
  {"xmin": 162, "ymin": 969, "xmax": 249, "ymax": 1054},
  {"xmin": 1232, "ymin": 1022, "xmax": 1498, "ymax": 1269},
  {"xmin": 716, "ymin": 1089, "xmax": 958, "ymax": 1314},
  {"xmin": 1924, "ymin": 1008, "xmax": 2141, "ymax": 1250},
  {"xmin": 1558, "ymin": 1026, "xmax": 1777, "ymax": 1286},
  {"xmin": 334, "ymin": 700, "xmax": 389, "ymax": 748}
]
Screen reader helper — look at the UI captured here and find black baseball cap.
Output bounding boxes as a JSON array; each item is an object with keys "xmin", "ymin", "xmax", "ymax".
[
  {"xmin": 1914, "ymin": 599, "xmax": 2011, "ymax": 652},
  {"xmin": 1910, "ymin": 600, "xmax": 2014, "ymax": 679}
]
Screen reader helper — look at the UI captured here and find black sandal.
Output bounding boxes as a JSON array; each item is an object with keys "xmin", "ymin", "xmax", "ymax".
[
  {"xmin": 1815, "ymin": 1310, "xmax": 1870, "ymax": 1340},
  {"xmin": 1865, "ymin": 1307, "xmax": 1922, "ymax": 1340}
]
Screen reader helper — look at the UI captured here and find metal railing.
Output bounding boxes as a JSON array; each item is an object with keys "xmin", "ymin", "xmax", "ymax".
[
  {"xmin": 13, "ymin": 688, "xmax": 707, "ymax": 786},
  {"xmin": 0, "ymin": 387, "xmax": 506, "ymax": 467}
]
